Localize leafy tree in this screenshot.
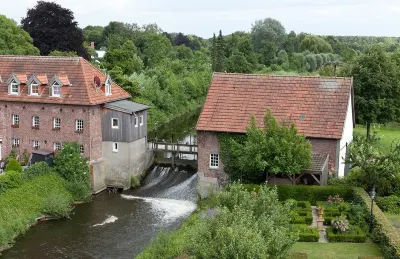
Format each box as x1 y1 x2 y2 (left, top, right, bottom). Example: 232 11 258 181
48 50 77 57
104 40 143 74
142 33 172 67
83 25 105 48
21 1 89 59
277 49 288 65
221 110 312 183
0 15 39 55
344 45 400 137
5 158 22 173
300 35 333 53
227 51 252 73
305 54 317 71
211 30 227 72
251 18 286 65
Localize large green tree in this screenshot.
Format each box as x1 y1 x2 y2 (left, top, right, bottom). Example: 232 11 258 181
211 30 227 72
83 25 105 48
300 35 333 53
220 110 312 183
104 40 143 74
0 15 39 55
345 45 400 137
21 1 89 59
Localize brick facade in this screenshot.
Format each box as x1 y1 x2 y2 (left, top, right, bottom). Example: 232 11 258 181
0 101 102 162
197 131 340 184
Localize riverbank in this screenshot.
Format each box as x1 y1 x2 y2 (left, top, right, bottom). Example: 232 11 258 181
0 173 73 254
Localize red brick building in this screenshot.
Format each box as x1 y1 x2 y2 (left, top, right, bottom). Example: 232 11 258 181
196 73 354 186
0 56 152 192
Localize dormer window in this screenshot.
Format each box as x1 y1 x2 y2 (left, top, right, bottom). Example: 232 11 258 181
105 75 112 96
52 82 61 97
6 74 22 95
30 83 39 96
10 80 19 95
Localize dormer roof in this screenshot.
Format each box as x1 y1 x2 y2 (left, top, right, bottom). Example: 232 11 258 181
0 56 131 105
5 73 22 85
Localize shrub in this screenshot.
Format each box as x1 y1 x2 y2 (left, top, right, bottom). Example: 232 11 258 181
292 224 319 242
326 226 367 243
376 195 400 214
131 175 140 188
331 214 350 233
5 158 22 173
296 201 312 209
22 162 53 180
42 190 72 218
353 187 400 258
0 170 23 193
289 252 308 259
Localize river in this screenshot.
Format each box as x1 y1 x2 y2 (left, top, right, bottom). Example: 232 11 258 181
1 109 201 259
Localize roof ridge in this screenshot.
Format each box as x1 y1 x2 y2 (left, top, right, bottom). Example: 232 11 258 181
0 55 81 61
213 72 350 80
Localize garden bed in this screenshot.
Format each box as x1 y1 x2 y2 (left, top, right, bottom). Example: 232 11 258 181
292 225 319 242
326 226 367 243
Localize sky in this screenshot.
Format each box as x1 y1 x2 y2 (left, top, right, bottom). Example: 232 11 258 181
4 0 400 38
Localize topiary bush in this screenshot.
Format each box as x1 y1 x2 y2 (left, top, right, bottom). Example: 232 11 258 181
326 226 366 243
376 195 400 214
0 170 23 193
22 162 53 180
292 225 319 242
5 158 22 173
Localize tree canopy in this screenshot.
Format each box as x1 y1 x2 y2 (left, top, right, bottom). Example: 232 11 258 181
21 1 89 59
300 35 333 53
0 15 39 55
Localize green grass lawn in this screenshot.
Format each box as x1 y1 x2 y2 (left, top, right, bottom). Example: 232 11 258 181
289 242 382 259
385 213 400 231
354 124 400 150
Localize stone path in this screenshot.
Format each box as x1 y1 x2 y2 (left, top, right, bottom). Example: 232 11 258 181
311 206 328 243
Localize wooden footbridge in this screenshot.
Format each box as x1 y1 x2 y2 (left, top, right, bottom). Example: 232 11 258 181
148 139 198 168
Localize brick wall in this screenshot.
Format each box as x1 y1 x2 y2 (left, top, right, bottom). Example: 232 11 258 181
0 101 102 161
197 131 340 181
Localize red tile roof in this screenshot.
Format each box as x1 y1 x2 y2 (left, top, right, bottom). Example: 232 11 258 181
0 56 131 105
196 73 353 139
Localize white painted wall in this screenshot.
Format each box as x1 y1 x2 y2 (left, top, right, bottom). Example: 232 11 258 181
338 94 354 177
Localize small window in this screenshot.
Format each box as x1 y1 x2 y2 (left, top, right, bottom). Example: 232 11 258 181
112 118 119 129
79 144 84 155
134 117 138 128
12 138 20 147
12 115 19 127
105 83 112 96
113 142 118 152
54 142 62 151
139 115 143 126
210 153 219 169
52 83 61 97
32 140 40 149
10 81 19 95
32 116 39 128
76 120 83 132
30 84 39 96
53 118 61 129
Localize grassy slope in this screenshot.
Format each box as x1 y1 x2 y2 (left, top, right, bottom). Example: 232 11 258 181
354 124 400 149
385 213 400 232
289 242 382 259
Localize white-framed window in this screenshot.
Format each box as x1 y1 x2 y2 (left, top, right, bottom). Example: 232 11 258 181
54 142 62 151
30 84 39 96
79 144 84 155
140 115 143 126
32 140 40 149
12 138 20 147
12 114 19 126
134 117 138 128
113 142 118 152
10 80 19 95
111 118 119 129
32 116 39 128
76 120 83 132
52 82 61 97
53 118 61 129
105 83 112 95
209 153 219 169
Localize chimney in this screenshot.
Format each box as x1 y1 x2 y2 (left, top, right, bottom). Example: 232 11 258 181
90 41 95 49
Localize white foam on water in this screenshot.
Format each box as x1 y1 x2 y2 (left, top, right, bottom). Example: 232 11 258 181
121 195 197 223
141 167 170 189
92 215 118 227
159 173 198 199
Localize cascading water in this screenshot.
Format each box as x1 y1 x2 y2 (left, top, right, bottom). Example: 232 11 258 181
1 166 198 259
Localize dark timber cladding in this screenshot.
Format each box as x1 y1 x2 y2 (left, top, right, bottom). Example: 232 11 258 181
102 100 150 142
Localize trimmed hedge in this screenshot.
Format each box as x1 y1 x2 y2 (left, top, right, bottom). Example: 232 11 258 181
353 188 400 258
326 226 367 243
294 216 313 225
293 224 319 242
289 252 308 259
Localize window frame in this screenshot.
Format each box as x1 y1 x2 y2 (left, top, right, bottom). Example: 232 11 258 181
53 117 61 129
76 120 84 132
30 83 39 96
113 142 118 153
134 116 138 128
209 153 219 169
79 144 84 155
32 140 40 149
54 142 62 151
52 82 61 97
10 81 19 95
139 115 143 126
32 116 39 128
12 138 20 147
12 114 19 126
105 83 112 96
111 118 119 129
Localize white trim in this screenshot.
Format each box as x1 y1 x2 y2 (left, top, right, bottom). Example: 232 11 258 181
54 142 62 151
30 83 39 96
32 116 39 127
112 142 118 152
209 153 219 169
79 144 84 155
32 140 40 149
12 114 19 126
51 82 61 97
111 118 119 129
76 120 83 132
53 117 61 129
134 116 138 128
139 115 143 126
9 81 19 95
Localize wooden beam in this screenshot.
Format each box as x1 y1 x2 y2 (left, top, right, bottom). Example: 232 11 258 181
310 174 320 184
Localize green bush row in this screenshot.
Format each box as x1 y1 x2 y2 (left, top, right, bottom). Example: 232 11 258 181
353 188 400 258
0 173 73 248
294 216 313 225
376 195 400 214
326 226 367 243
292 225 319 242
